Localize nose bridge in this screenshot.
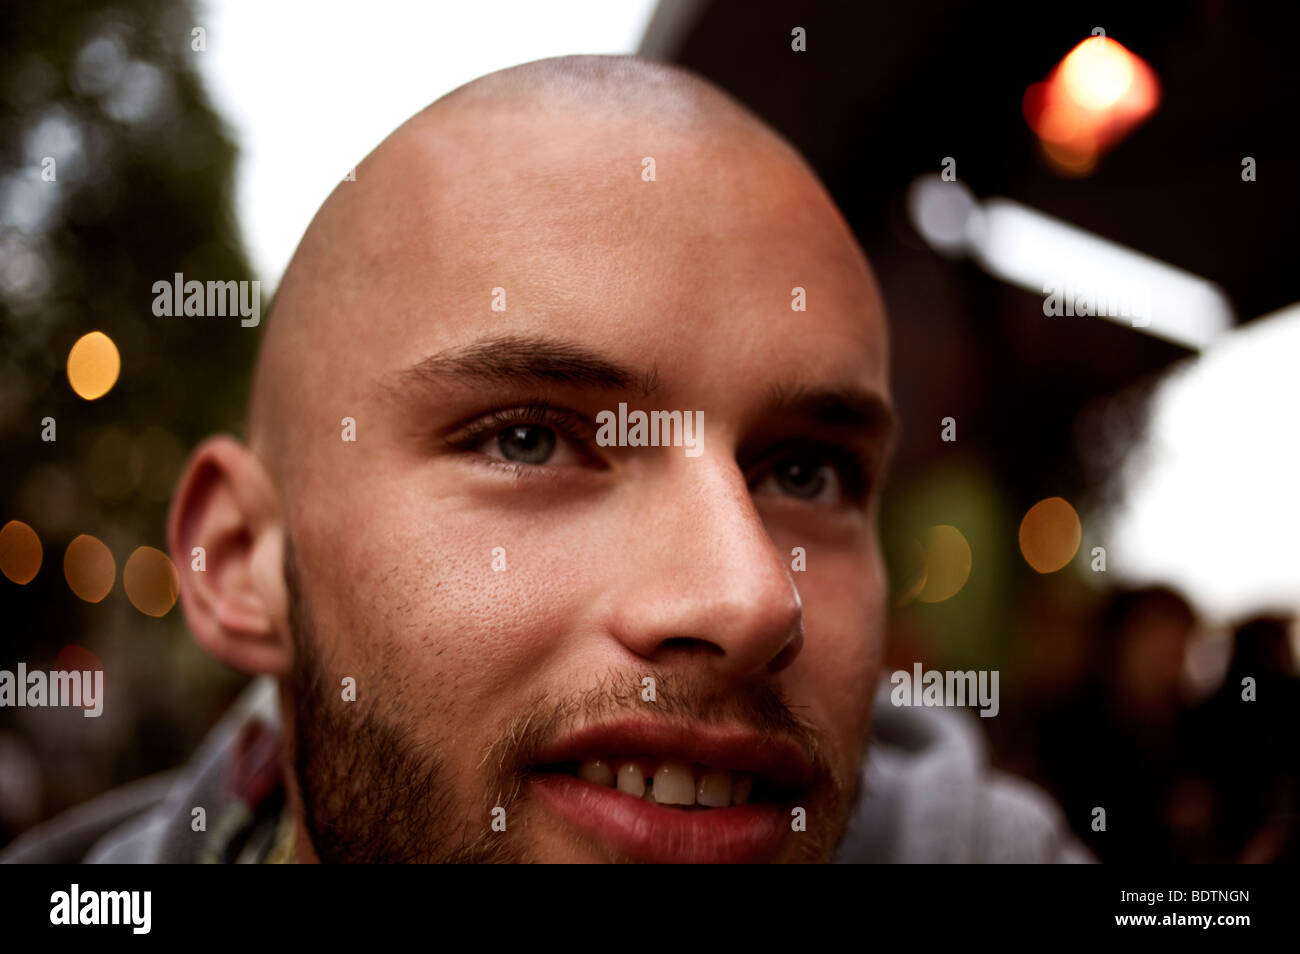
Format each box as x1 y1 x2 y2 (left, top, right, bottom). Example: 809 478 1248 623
680 456 790 595
610 451 804 676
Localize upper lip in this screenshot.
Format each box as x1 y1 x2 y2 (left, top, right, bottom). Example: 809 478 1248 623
530 719 816 790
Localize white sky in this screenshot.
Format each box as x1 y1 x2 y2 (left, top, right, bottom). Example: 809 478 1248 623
193 0 657 287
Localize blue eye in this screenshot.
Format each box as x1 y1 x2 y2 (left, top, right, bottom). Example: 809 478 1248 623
495 424 557 464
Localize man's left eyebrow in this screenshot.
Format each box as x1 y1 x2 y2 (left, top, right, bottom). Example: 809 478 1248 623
389 333 662 396
759 383 896 443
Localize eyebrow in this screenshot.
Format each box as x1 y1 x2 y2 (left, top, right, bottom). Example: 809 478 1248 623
392 334 662 396
387 335 894 450
759 382 896 446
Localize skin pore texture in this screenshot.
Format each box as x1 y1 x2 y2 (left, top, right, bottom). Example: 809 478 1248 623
169 55 895 863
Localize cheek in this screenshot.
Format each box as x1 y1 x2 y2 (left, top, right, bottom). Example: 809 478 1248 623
294 478 602 741
786 546 885 761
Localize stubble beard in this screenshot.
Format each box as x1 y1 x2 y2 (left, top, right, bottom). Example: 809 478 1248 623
282 542 860 863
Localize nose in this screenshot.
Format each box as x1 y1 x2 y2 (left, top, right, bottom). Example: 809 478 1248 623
602 455 804 679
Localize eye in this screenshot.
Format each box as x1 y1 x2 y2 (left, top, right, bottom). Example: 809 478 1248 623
493 424 557 465
753 454 852 504
776 458 838 500
456 404 593 469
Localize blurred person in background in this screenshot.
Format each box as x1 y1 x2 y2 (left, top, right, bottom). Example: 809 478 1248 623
1185 615 1300 862
1036 586 1207 862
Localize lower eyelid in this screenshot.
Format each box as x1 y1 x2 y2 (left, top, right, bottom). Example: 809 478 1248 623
463 425 600 474
468 454 568 479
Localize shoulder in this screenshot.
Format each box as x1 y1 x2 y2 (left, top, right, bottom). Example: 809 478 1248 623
835 685 1093 863
0 771 175 864
1 676 281 864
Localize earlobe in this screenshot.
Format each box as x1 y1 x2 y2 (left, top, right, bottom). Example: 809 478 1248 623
168 436 292 677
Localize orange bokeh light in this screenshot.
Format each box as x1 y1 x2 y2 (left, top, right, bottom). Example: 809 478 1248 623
64 534 116 603
123 546 180 617
1024 35 1160 175
1019 497 1082 574
0 520 43 584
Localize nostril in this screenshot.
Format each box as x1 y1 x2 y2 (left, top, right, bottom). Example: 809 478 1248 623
766 626 804 674
658 636 725 656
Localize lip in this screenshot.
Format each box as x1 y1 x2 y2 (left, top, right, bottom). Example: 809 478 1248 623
527 719 815 863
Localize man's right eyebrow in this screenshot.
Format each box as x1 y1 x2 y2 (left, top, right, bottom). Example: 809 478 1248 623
389 334 662 396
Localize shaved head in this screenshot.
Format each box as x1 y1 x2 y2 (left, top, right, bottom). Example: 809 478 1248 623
246 55 874 493
175 53 892 863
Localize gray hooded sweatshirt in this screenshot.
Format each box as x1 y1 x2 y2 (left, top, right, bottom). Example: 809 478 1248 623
0 677 1091 863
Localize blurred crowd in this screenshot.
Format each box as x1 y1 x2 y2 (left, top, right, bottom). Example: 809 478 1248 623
999 587 1298 863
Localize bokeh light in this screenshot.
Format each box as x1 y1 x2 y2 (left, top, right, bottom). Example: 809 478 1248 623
66 331 121 400
1060 36 1136 110
123 545 179 617
63 533 116 602
0 520 43 584
1023 35 1160 175
917 525 972 603
1019 496 1082 573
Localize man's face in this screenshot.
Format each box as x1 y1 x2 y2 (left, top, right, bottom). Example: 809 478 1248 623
278 105 893 862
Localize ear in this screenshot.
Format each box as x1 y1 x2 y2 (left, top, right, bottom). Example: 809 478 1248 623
168 435 291 676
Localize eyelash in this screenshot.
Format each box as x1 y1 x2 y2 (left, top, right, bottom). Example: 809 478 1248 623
444 400 597 474
445 400 873 501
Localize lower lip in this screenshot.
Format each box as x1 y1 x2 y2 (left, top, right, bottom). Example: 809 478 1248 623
529 773 790 863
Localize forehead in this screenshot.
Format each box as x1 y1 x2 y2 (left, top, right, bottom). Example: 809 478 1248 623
304 107 889 418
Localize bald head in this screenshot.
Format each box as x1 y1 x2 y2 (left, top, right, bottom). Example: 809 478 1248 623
245 55 869 493
435 53 773 132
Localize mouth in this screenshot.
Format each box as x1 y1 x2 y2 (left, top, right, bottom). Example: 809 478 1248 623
526 719 815 863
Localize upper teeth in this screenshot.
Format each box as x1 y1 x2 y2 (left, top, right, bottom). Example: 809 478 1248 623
577 759 753 807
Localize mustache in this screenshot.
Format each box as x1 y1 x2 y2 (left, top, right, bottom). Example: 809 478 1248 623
480 668 835 807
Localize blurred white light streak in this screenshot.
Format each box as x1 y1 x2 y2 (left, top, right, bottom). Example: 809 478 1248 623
906 175 1235 350
968 199 1232 351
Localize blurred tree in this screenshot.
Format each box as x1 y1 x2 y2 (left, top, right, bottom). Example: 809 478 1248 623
1 0 256 841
